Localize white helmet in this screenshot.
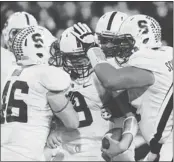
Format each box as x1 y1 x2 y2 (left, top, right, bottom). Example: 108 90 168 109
95 11 128 37
2 12 38 51
12 26 52 66
60 27 92 80
37 26 61 67
95 11 128 57
118 14 162 49
112 14 162 65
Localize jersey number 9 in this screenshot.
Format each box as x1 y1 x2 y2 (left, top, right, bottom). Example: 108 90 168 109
68 91 93 128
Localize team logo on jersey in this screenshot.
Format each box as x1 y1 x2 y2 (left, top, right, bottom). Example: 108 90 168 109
83 84 92 88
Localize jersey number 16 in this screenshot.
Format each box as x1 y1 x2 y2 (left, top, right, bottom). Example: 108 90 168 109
1 80 29 124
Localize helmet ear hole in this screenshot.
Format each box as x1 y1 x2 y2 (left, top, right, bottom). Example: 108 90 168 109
143 38 149 44
36 53 43 58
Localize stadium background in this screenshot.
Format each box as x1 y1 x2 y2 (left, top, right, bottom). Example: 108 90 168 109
0 1 173 47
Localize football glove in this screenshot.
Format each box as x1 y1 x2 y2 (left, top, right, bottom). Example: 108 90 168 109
71 22 98 52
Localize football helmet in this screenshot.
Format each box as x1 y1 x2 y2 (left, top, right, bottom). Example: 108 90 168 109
2 12 38 51
114 14 162 65
95 11 128 58
12 26 52 66
48 39 62 67
60 27 92 80
37 26 62 67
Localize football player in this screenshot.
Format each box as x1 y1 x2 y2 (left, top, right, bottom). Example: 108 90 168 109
72 14 173 161
1 12 38 92
95 11 147 161
45 27 110 161
92 11 141 161
94 11 132 129
95 11 128 69
1 47 16 93
1 26 79 161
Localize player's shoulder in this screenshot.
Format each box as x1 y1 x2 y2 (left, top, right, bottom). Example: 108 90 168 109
161 46 173 52
39 65 71 91
40 65 65 74
128 46 173 73
159 46 173 58
130 46 172 61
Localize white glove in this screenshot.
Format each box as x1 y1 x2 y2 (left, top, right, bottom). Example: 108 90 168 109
71 22 97 51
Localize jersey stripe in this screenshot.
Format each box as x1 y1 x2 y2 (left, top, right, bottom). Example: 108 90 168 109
25 14 30 25
154 83 173 140
107 12 117 30
150 83 173 154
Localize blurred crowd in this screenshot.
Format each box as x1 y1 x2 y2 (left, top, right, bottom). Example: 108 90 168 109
1 1 173 46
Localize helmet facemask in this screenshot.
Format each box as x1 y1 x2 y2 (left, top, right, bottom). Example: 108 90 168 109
6 28 22 52
96 33 116 58
62 51 92 80
97 33 135 65
48 40 63 67
113 34 135 65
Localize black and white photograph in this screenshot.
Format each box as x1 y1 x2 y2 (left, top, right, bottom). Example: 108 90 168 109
0 1 173 161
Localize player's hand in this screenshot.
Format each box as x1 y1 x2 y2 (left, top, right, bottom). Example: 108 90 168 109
46 130 62 149
101 134 122 160
71 22 97 51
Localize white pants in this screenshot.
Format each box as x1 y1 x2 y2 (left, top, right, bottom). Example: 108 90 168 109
1 123 49 161
1 146 37 161
44 141 104 161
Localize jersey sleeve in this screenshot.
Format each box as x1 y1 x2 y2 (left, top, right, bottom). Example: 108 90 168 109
41 66 71 91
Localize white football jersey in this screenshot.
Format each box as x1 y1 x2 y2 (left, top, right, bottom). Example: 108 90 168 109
1 65 71 160
60 72 109 159
1 47 16 92
71 73 103 110
127 46 173 143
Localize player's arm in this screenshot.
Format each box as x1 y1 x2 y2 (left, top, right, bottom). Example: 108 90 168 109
120 114 138 150
42 66 79 129
70 23 154 91
47 88 79 129
87 47 155 91
102 114 138 158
